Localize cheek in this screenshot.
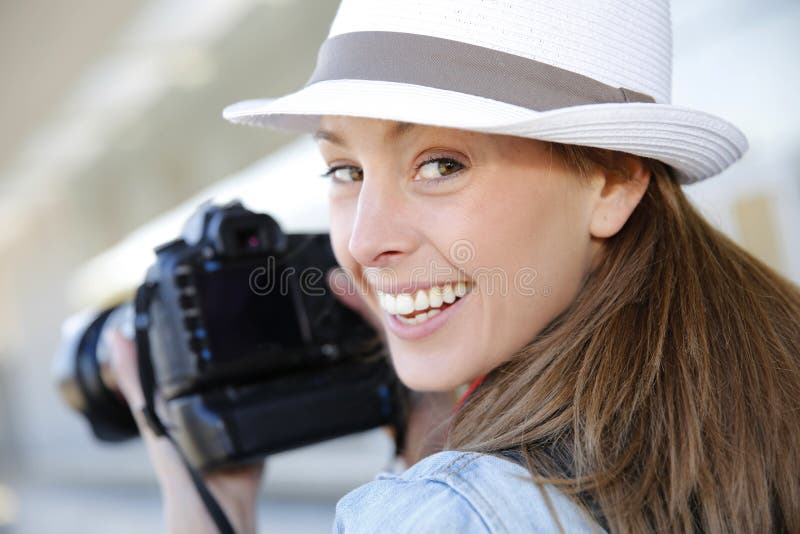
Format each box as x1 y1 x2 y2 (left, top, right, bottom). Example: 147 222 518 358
328 198 356 270
456 178 593 371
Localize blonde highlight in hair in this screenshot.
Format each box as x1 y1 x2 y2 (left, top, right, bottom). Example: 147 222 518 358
445 146 800 533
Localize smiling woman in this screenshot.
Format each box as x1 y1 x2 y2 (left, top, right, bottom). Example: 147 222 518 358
109 0 800 533
315 117 633 393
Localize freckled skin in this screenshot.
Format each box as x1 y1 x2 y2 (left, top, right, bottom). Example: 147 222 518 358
318 117 601 392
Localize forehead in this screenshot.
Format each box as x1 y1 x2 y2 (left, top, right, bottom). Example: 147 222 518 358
314 117 499 151
314 117 416 145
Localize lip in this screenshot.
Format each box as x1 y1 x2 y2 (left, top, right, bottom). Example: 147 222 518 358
384 288 472 340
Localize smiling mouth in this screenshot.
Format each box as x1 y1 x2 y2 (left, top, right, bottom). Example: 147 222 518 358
376 281 473 326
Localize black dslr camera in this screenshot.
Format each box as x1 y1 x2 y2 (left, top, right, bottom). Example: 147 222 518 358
55 201 407 471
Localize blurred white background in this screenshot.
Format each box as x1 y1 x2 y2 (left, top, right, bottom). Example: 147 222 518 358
0 1 798 532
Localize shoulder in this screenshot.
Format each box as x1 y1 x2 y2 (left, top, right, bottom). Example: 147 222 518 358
333 450 605 534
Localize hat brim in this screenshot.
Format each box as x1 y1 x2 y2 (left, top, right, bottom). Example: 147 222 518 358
223 80 748 184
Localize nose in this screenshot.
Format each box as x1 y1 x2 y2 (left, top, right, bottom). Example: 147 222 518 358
347 174 417 268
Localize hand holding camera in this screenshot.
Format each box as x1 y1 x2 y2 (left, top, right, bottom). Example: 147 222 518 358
108 329 263 534
54 201 412 533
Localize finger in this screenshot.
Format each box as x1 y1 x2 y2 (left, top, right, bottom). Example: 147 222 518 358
326 267 384 334
326 267 363 312
106 330 263 528
107 328 145 408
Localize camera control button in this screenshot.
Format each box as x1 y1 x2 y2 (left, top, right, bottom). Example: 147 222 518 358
188 337 205 352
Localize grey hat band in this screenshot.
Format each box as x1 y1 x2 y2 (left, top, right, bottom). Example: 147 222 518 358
307 31 656 112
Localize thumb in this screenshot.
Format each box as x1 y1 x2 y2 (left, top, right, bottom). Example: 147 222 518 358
326 267 366 314
107 328 145 408
326 267 383 334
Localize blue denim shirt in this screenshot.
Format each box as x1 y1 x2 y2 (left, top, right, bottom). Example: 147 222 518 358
333 450 606 533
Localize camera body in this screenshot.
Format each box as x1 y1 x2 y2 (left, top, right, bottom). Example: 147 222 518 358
56 201 406 471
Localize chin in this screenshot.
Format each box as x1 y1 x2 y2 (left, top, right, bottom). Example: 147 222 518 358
389 351 470 393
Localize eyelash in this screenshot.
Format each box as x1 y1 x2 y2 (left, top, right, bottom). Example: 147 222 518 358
320 157 466 184
320 165 362 183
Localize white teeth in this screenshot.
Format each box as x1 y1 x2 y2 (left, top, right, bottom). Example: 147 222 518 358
428 286 443 308
381 292 397 315
395 293 415 315
396 309 442 325
376 281 472 323
413 290 429 311
397 312 423 325
442 284 456 304
454 281 467 298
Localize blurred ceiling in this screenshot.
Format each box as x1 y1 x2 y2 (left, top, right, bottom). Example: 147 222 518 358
0 0 340 254
0 0 143 174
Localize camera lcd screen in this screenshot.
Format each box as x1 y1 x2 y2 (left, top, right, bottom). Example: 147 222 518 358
194 261 304 365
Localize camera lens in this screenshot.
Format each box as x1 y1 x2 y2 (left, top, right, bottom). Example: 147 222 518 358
53 304 139 441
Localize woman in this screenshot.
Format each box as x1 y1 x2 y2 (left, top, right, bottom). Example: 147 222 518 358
110 0 800 532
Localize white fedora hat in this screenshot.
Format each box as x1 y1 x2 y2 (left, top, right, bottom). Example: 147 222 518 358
223 0 748 184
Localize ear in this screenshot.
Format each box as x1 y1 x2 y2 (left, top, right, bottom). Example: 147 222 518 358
588 154 650 239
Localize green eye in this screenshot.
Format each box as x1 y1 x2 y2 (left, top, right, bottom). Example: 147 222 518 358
322 166 363 182
418 158 464 180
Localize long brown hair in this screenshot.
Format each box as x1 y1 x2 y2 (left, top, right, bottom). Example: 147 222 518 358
446 145 800 533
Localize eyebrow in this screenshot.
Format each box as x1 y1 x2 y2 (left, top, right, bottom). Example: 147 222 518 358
313 121 417 146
